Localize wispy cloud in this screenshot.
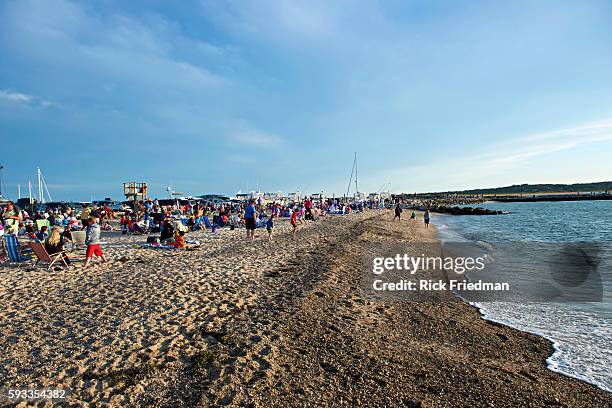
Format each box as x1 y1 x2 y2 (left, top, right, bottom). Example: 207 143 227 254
0 89 55 108
484 119 612 167
365 118 612 192
0 89 33 103
230 127 284 147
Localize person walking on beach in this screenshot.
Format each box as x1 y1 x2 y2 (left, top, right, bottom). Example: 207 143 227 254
394 203 402 221
244 199 257 241
411 210 416 221
83 217 107 268
424 209 431 227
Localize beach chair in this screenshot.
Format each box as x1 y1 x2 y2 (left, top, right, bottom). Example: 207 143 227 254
203 216 212 229
1 234 29 266
70 230 87 251
29 241 69 270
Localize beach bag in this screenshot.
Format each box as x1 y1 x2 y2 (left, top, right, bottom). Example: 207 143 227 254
147 236 160 245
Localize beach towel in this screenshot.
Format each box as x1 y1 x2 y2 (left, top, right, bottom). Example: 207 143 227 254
138 242 177 250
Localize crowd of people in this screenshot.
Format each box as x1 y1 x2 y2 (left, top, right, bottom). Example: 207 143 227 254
1 195 419 268
0 196 365 265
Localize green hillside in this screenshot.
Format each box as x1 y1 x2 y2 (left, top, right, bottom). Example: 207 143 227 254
437 181 612 195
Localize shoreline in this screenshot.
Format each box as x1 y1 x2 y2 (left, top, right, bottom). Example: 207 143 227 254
431 206 611 393
0 210 610 406
467 300 612 393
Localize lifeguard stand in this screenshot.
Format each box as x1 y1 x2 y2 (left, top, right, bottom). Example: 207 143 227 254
123 182 148 202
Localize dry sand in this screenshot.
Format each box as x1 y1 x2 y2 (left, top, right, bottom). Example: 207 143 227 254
0 211 610 407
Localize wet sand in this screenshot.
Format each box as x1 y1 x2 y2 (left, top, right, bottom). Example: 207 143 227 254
0 211 610 406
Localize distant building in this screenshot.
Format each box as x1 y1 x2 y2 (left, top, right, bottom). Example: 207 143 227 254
198 194 231 203
288 192 301 201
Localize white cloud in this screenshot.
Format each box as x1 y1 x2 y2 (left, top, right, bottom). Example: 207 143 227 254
0 0 229 99
230 127 283 147
0 90 33 103
485 119 612 167
363 118 612 192
0 89 54 107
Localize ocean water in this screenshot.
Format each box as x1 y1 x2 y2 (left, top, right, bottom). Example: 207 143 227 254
435 200 612 392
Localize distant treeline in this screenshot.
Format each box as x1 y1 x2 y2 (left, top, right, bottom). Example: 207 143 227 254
435 181 612 195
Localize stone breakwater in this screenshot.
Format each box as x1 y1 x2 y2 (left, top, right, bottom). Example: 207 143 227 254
430 205 504 215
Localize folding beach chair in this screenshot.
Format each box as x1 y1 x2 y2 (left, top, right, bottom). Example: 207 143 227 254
70 230 87 251
203 216 212 229
29 241 69 270
1 234 29 266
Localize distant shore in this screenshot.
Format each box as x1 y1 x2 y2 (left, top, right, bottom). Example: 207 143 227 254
0 210 610 406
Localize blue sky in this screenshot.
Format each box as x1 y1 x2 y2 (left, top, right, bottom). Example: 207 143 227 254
1 0 612 201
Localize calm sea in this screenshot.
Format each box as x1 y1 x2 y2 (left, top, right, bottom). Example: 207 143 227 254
436 200 612 392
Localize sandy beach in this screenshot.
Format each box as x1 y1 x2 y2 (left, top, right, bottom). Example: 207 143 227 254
1 210 611 407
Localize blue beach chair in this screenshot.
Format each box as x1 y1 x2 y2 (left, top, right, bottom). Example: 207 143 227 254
2 234 29 266
203 216 212 229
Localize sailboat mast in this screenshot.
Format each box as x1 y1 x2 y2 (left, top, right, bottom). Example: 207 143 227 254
354 152 358 197
37 168 43 203
345 152 356 199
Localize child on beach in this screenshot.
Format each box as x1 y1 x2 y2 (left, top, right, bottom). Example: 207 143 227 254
265 215 274 242
36 225 49 241
411 210 416 221
291 208 298 237
83 217 107 268
173 230 186 249
424 209 431 227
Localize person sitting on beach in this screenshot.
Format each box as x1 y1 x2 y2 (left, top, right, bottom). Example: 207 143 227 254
61 226 73 243
45 227 71 266
120 214 130 235
187 215 196 230
25 224 37 239
160 218 175 243
173 230 186 249
83 217 107 268
36 225 49 241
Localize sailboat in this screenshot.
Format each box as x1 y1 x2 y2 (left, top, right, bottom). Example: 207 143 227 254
15 168 53 210
36 167 52 204
346 152 365 202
